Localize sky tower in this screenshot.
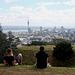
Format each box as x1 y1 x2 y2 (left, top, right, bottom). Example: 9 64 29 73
27 17 29 29
27 17 31 33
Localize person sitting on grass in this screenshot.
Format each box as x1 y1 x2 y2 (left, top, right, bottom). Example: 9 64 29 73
35 46 49 69
3 48 22 66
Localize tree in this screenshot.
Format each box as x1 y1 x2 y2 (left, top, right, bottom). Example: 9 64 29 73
51 38 69 45
30 41 50 46
0 31 10 62
15 37 21 45
8 37 21 49
52 40 74 61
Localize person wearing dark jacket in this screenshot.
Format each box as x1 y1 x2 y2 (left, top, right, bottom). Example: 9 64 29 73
36 46 49 68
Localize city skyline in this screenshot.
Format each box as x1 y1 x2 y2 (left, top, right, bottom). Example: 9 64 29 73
0 0 75 28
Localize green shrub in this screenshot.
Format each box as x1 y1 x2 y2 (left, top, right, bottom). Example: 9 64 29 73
53 41 74 61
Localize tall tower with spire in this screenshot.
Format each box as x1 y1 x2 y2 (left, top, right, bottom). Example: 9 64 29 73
27 18 29 29
27 17 31 33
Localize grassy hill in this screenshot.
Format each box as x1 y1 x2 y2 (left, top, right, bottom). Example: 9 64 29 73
17 45 75 51
13 45 55 65
17 45 55 51
12 45 75 66
0 64 75 75
0 45 75 75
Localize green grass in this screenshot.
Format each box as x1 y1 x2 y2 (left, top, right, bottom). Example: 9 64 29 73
18 45 55 51
13 45 75 65
17 45 75 51
0 64 75 74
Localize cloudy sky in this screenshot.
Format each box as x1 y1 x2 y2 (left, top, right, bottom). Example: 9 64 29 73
0 0 75 28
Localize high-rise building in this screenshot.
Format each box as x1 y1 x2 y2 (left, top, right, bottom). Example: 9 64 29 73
40 26 42 32
52 27 56 33
8 31 12 37
68 29 71 33
60 26 65 33
0 23 2 31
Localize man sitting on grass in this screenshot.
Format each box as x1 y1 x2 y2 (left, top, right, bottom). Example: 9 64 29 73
3 48 22 66
36 46 49 69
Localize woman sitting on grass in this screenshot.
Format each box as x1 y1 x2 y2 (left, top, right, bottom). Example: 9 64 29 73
3 48 22 66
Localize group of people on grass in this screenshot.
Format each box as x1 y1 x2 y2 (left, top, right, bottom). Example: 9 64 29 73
3 46 50 69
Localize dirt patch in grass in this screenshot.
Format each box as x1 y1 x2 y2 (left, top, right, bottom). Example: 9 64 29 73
0 69 55 75
0 69 75 75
